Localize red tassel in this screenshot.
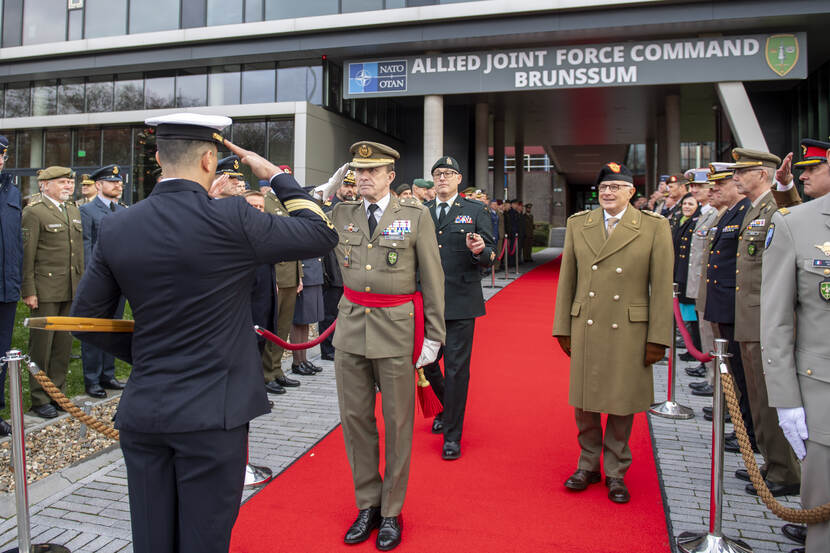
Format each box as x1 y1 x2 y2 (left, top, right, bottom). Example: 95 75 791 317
416 368 443 418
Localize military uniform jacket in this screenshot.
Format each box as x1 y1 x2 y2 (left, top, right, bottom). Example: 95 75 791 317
685 206 720 301
70 175 338 433
80 196 126 269
21 198 84 302
672 211 700 302
0 174 22 302
734 188 802 342
264 193 303 287
425 196 495 320
703 198 750 324
761 193 830 446
322 197 344 288
552 207 674 415
331 195 446 359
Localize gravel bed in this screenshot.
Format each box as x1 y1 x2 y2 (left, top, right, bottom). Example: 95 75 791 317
0 398 119 492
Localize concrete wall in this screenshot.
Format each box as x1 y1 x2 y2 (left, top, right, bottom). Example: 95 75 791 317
298 103 404 187
497 170 554 224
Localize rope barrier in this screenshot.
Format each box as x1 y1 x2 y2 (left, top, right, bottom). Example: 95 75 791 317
255 322 336 350
496 237 507 261
672 297 713 362
721 371 830 523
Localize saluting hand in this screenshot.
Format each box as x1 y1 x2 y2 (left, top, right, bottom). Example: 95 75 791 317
224 139 283 181
776 152 794 186
209 174 230 199
466 232 485 255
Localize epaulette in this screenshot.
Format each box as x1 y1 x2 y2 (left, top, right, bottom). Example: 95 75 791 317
119 201 129 208
568 210 589 219
398 198 426 210
641 210 665 219
777 207 790 216
26 197 43 207
323 200 332 206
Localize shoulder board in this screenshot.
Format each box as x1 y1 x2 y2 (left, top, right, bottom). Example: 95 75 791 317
777 207 790 216
26 198 44 207
119 202 128 208
568 210 589 219
641 210 665 218
399 198 426 210
323 201 332 206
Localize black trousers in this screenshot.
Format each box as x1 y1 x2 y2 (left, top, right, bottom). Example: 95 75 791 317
120 424 248 553
82 297 126 387
421 318 476 443
320 285 342 357
715 323 756 446
0 301 17 409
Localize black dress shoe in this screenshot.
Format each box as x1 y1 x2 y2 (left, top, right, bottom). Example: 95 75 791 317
781 524 807 545
702 407 731 423
85 384 107 398
686 365 707 377
291 363 315 376
52 401 66 412
431 413 443 434
745 480 800 497
31 404 58 419
265 380 286 395
790 548 804 553
376 515 402 551
735 467 767 482
724 436 759 453
689 381 710 390
275 376 300 387
606 477 630 503
564 469 601 491
321 353 335 361
344 506 381 544
679 351 697 362
100 378 125 390
442 440 461 460
691 384 714 396
0 419 11 436
302 360 322 373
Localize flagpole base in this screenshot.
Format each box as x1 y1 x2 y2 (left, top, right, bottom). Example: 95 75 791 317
649 400 695 419
244 464 273 487
677 532 753 553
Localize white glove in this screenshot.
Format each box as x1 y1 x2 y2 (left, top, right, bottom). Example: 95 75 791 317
312 163 350 201
777 407 808 460
415 338 441 368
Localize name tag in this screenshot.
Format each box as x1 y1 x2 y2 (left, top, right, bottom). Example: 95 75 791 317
814 259 830 268
47 223 63 229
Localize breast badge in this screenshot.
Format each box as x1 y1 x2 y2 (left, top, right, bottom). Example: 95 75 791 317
815 242 830 257
387 250 398 266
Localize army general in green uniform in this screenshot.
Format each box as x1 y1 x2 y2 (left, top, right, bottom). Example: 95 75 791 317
22 166 84 418
326 141 446 551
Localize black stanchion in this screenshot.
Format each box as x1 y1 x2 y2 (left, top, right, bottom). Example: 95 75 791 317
676 339 752 553
1 350 70 553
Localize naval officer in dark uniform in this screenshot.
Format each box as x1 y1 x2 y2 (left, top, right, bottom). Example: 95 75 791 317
422 156 495 460
70 113 338 553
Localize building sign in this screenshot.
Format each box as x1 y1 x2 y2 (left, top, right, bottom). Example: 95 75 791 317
344 32 806 98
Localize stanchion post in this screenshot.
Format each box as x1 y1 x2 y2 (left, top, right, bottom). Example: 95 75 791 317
79 401 92 442
676 339 752 553
513 236 520 276
503 234 515 280
1 350 71 553
649 283 695 420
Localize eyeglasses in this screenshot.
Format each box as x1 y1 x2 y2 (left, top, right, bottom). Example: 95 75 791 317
0 154 8 161
432 170 459 180
597 184 633 192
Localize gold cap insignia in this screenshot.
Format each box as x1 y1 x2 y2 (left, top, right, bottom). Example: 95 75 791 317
358 144 372 158
802 144 808 156
608 162 621 173
732 150 740 161
112 166 119 175
212 132 224 143
233 159 239 170
446 157 452 165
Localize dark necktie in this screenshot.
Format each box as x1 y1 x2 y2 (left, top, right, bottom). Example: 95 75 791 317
367 204 379 236
110 202 116 212
438 202 449 226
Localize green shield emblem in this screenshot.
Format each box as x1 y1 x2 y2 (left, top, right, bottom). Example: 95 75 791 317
387 250 398 266
821 280 830 302
766 34 799 77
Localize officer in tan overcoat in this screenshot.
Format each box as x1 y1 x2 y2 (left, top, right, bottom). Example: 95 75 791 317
319 141 445 551
21 166 84 418
553 161 673 504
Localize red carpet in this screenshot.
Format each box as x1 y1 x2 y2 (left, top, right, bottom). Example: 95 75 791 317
231 259 670 552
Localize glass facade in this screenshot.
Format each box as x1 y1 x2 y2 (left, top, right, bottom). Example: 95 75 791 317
1 0 477 46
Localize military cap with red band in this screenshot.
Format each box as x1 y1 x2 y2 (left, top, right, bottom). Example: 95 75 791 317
794 138 830 167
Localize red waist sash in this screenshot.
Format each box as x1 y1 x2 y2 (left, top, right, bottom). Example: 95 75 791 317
343 286 424 366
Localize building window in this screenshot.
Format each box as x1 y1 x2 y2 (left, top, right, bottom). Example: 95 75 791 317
342 0 384 13
245 0 264 21
264 0 338 19
68 8 82 41
267 119 294 167
44 129 72 166
74 128 101 167
5 84 30 118
242 64 275 104
115 75 143 111
176 71 207 107
102 127 132 166
129 0 180 34
0 87 4 118
58 79 85 115
22 0 66 45
86 77 114 113
208 66 241 106
85 0 127 38
32 81 57 117
208 0 242 25
144 74 175 109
